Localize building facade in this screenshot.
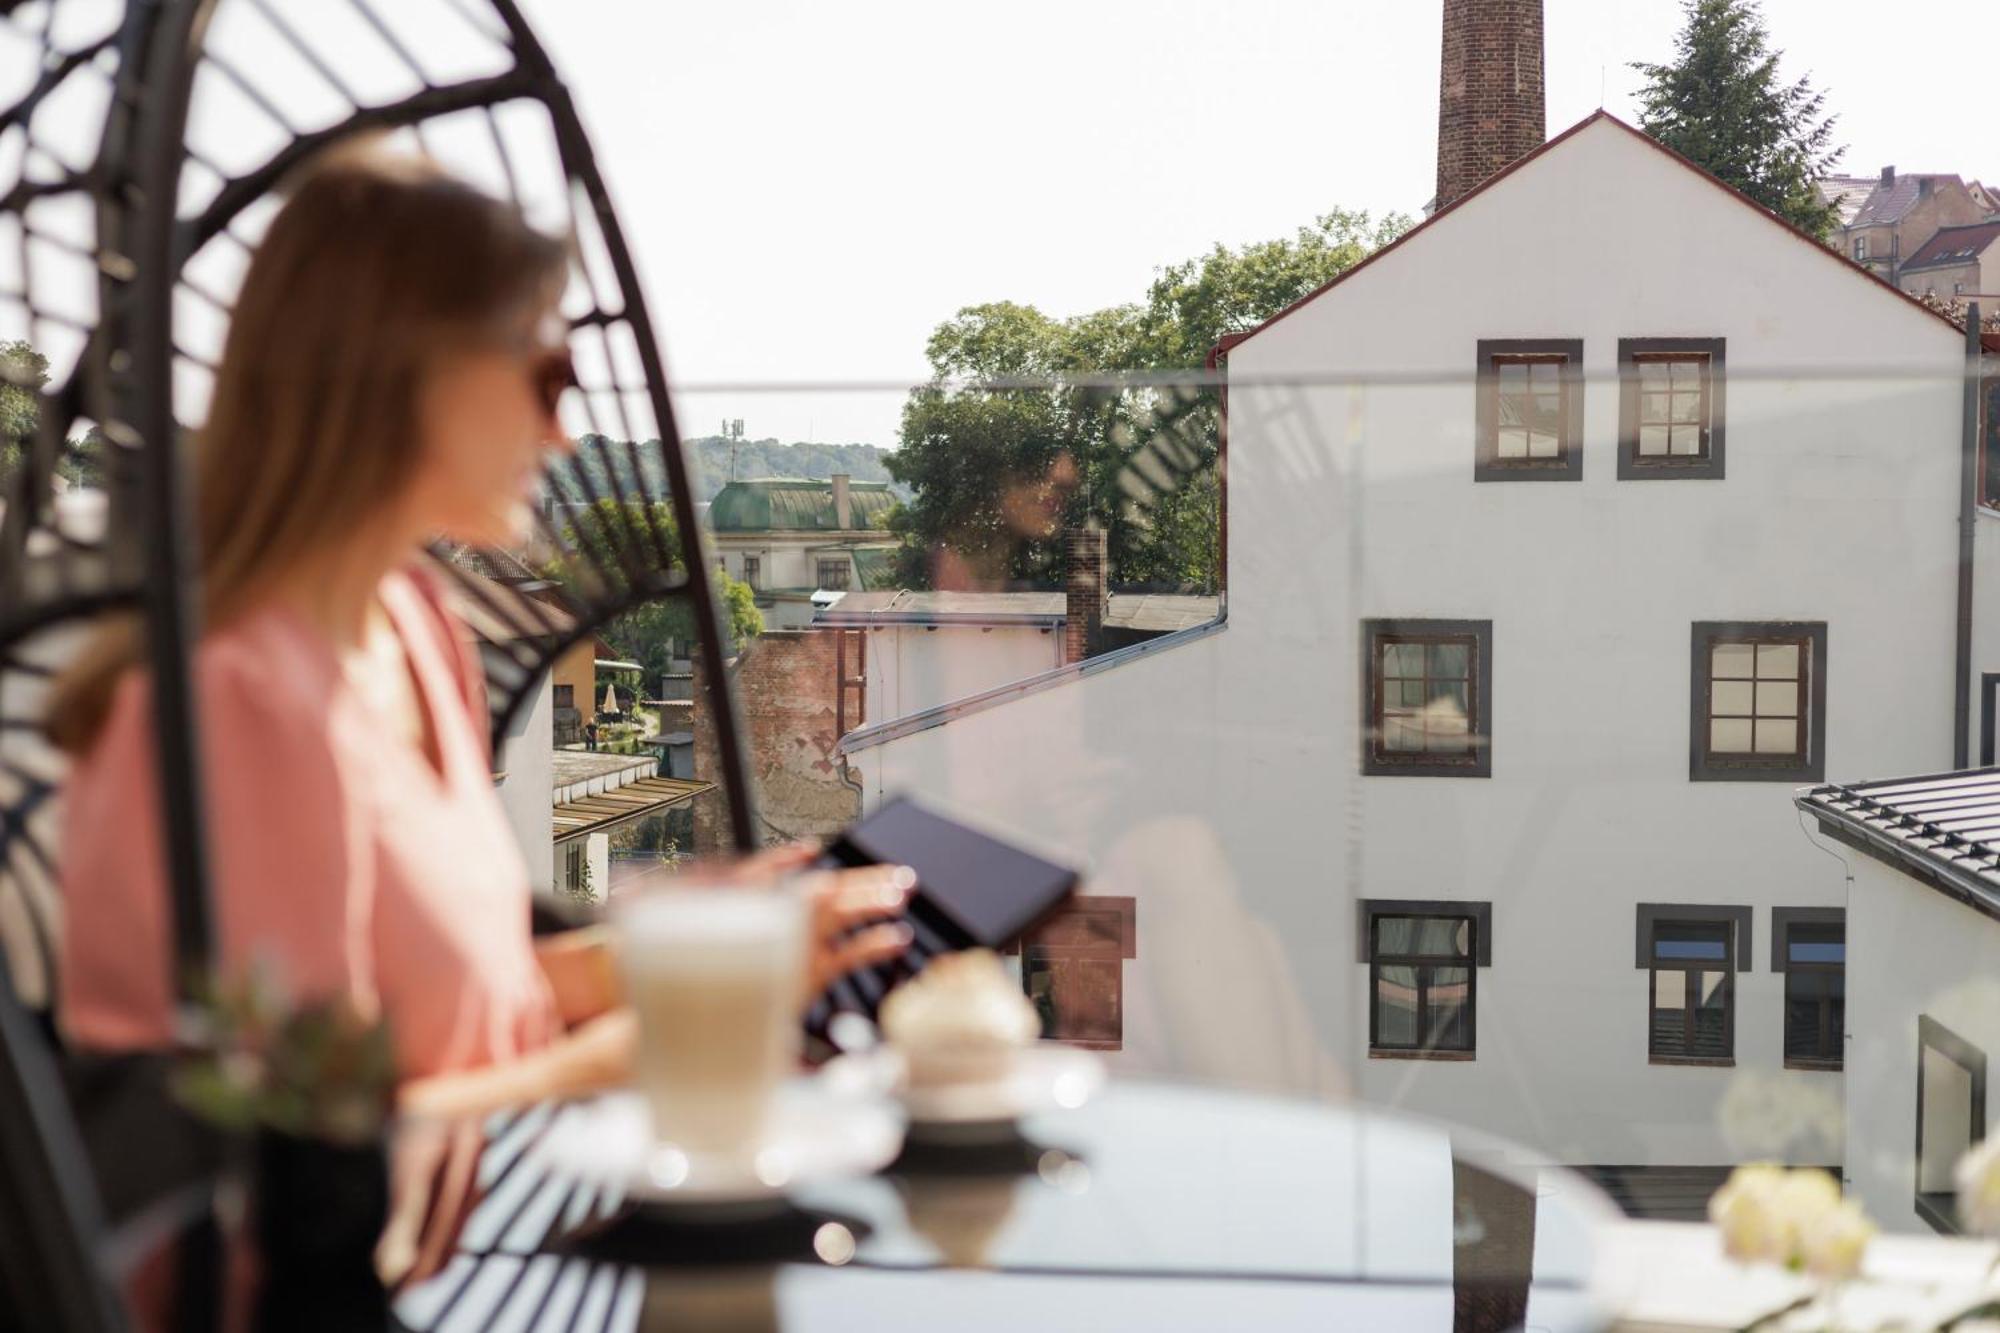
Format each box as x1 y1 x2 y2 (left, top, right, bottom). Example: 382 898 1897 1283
708 475 901 629
1897 222 2000 302
1839 168 1989 288
838 112 1975 1170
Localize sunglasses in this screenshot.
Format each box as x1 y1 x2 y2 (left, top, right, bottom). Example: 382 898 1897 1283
530 348 578 418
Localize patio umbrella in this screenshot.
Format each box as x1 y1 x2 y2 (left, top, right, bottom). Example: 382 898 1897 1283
602 683 619 716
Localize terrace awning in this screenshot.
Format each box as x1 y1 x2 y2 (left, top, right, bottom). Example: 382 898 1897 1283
552 776 713 844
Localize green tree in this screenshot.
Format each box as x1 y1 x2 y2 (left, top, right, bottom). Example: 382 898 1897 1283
1632 0 1845 238
0 340 49 486
544 497 762 686
888 209 1409 589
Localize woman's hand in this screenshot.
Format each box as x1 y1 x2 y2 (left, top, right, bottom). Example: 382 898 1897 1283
375 1113 485 1290
721 844 915 1003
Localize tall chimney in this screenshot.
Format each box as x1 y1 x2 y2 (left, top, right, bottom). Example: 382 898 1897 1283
831 473 851 530
1880 165 1896 187
1063 526 1108 666
1435 0 1546 213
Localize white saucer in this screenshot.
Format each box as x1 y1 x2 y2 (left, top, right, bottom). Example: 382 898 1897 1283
541 1079 904 1207
827 1047 1105 1131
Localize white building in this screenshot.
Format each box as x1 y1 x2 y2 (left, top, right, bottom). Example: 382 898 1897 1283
838 111 1980 1173
812 590 1219 729
1800 770 2000 1237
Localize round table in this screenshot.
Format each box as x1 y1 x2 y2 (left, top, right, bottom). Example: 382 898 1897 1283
391 1081 1621 1333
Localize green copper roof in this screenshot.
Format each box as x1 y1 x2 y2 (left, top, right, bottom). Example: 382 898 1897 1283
708 478 897 532
851 547 899 591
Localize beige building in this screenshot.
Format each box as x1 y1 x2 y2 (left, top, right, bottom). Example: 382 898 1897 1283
1838 167 1988 287
707 475 901 629
1897 222 2000 302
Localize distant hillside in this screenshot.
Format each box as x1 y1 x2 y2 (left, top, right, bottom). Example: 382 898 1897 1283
685 437 906 502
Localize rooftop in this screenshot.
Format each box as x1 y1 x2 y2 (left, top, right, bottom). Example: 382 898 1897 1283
1817 174 1878 228
709 477 897 533
1850 173 1966 229
814 589 1221 631
1900 221 2000 273
1797 768 2000 921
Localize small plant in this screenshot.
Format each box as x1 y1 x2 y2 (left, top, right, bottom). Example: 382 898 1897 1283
172 967 396 1146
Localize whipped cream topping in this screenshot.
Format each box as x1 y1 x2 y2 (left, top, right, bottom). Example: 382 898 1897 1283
880 949 1040 1050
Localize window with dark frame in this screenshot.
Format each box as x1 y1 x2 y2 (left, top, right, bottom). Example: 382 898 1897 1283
1362 619 1491 777
1649 919 1734 1063
1781 921 1844 1070
1369 912 1478 1058
1618 338 1725 479
1690 622 1827 782
1917 1015 1987 1235
1981 379 2000 511
1474 339 1582 481
1017 897 1136 1052
741 555 760 589
1854 236 1867 261
553 683 574 710
816 558 851 591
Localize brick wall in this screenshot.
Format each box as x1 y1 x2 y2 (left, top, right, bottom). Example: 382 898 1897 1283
1063 527 1108 666
1435 0 1544 213
692 630 862 854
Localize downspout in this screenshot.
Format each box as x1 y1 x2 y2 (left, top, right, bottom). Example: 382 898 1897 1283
1957 301 1983 769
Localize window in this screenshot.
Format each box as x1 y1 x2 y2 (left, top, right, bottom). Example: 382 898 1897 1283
1983 380 2000 510
1854 236 1867 261
1019 897 1135 1050
1361 619 1492 777
1474 339 1583 481
1647 918 1736 1064
741 555 760 589
1690 622 1827 782
816 558 851 591
562 841 584 896
553 684 574 710
1618 338 1725 479
1917 1015 1987 1234
1774 910 1844 1070
1362 901 1489 1059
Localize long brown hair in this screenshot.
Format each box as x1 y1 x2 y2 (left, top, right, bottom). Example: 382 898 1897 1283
46 138 569 753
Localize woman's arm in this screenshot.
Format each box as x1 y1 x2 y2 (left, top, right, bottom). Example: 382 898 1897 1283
535 925 618 1028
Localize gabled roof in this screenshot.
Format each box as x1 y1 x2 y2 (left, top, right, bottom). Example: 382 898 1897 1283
709 477 897 533
1817 174 1878 228
1222 112 1964 357
1798 769 2000 924
1901 222 2000 274
1851 174 1967 229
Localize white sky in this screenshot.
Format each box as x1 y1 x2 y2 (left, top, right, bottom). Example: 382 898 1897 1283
520 0 1996 448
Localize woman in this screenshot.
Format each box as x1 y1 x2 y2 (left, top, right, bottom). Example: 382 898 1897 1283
47 140 911 1283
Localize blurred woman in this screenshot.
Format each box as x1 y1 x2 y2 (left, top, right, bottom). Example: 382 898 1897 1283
46 140 910 1283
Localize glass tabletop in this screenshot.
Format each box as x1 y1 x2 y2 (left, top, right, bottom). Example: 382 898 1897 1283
393 1080 1621 1333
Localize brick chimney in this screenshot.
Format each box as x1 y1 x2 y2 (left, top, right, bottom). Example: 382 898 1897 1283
1434 0 1545 213
1063 526 1107 666
1881 165 1896 187
830 473 851 530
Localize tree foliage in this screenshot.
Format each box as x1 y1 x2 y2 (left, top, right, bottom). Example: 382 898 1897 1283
889 208 1410 589
0 340 48 486
544 497 763 686
1632 0 1845 238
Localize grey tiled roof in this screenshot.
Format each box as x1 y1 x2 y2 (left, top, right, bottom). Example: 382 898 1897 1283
1850 174 1966 228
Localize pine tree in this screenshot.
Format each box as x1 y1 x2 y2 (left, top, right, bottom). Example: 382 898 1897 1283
1632 0 1845 238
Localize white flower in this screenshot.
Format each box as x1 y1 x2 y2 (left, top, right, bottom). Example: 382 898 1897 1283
1710 1164 1790 1264
1955 1138 2000 1235
1709 1165 1861 1274
1797 1199 1873 1281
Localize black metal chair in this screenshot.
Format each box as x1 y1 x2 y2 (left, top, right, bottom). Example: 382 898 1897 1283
0 2 760 1325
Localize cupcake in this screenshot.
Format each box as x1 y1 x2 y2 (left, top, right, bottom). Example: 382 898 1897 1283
880 949 1041 1088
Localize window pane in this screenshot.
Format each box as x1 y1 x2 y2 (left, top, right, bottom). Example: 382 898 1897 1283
1669 425 1702 456
1374 965 1418 1047
1754 681 1797 717
1671 358 1702 389
1651 971 1686 1055
1640 391 1671 424
1498 428 1527 458
1497 362 1526 394
1691 971 1730 1057
1654 921 1729 962
1428 642 1469 679
1381 717 1423 752
1429 679 1469 711
1712 642 1756 678
1757 643 1801 679
1753 718 1799 754
1382 642 1425 676
1423 711 1470 751
1379 915 1471 958
1527 430 1560 458
1787 925 1845 964
1711 680 1754 716
1426 965 1472 1050
1710 717 1753 752
1639 361 1671 392
1638 425 1669 456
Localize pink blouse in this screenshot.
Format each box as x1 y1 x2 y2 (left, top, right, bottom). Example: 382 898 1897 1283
61 566 558 1079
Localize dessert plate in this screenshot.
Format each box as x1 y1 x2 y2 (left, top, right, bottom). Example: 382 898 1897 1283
541 1078 904 1207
